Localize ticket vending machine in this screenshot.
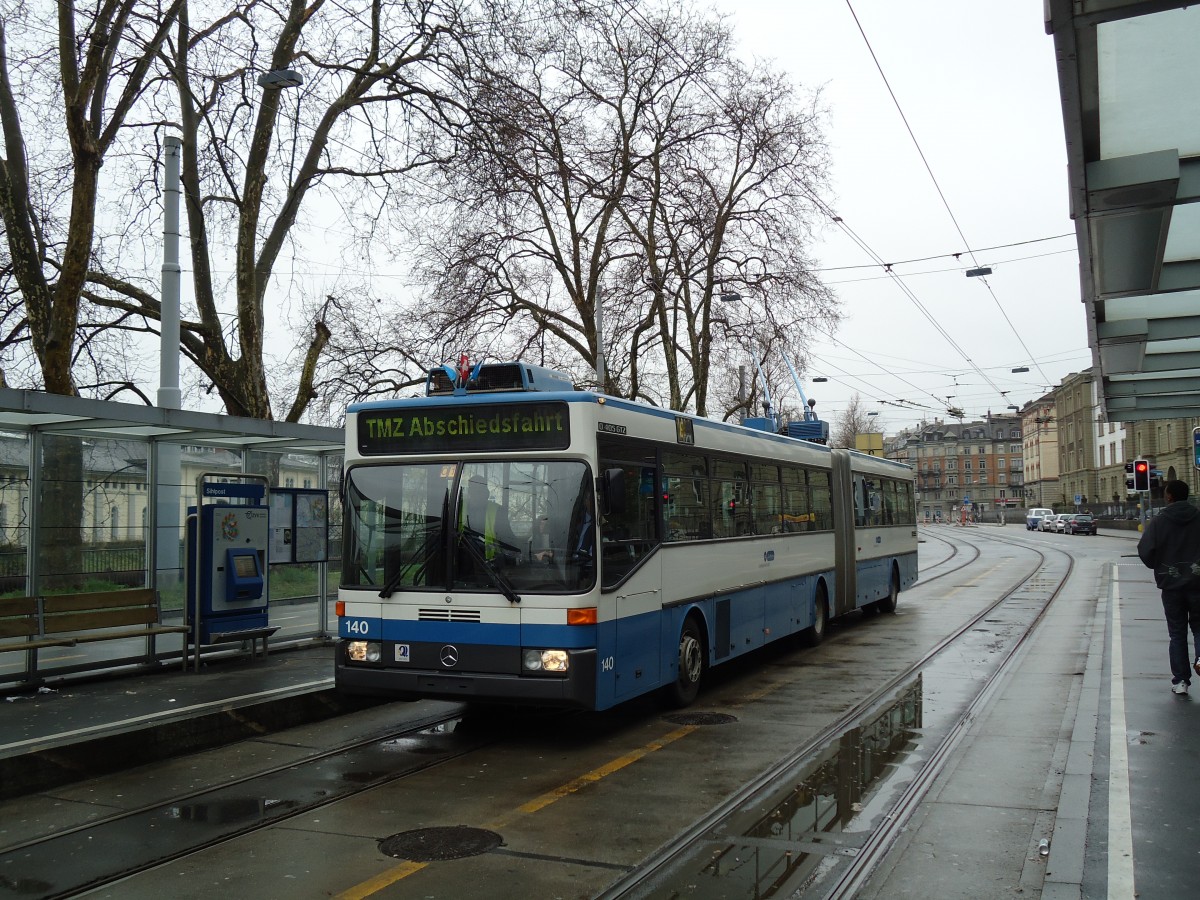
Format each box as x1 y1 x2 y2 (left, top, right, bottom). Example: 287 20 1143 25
186 474 272 671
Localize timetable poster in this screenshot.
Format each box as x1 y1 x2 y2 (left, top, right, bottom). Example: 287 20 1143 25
294 491 328 562
269 492 294 564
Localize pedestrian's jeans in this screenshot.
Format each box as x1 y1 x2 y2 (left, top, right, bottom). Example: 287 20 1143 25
1161 589 1200 684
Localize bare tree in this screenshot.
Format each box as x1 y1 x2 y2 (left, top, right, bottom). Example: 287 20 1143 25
0 0 184 396
404 0 836 413
153 0 465 420
622 59 836 415
832 393 876 449
403 0 673 393
1 0 470 422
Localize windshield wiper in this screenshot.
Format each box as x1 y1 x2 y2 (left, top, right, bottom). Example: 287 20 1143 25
379 524 444 598
457 528 522 604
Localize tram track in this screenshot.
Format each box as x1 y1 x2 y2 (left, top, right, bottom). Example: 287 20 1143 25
2 531 1080 900
819 533 1074 899
908 527 978 584
599 532 1076 899
0 706 522 898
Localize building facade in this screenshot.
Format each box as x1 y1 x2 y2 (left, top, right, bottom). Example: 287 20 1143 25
1020 395 1059 509
1055 370 1100 510
907 416 1024 521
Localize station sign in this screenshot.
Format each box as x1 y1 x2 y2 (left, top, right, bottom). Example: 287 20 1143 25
202 482 265 500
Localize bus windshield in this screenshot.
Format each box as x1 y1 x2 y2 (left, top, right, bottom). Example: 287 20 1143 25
343 459 595 595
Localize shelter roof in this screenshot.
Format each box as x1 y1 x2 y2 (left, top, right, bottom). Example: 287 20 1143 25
0 389 343 455
1047 1 1200 421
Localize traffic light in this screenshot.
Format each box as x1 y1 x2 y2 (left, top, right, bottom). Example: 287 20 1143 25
1125 461 1135 491
1133 458 1150 492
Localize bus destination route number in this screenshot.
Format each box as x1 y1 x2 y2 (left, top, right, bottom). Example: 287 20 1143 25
675 416 695 445
358 401 571 454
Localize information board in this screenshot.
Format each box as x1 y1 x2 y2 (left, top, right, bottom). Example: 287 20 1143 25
269 488 329 564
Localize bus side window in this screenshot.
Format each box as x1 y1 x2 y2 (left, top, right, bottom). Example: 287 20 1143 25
809 469 833 531
662 450 710 542
598 440 661 588
781 466 809 532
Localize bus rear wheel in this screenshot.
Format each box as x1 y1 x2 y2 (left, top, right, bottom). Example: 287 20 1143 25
873 569 899 614
663 616 705 708
802 587 828 647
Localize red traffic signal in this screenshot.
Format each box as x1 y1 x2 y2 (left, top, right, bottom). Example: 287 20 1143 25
1133 458 1150 492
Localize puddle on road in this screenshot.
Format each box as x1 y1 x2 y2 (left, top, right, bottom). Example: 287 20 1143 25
639 676 923 899
636 620 1026 899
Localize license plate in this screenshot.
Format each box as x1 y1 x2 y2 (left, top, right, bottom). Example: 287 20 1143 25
395 643 410 663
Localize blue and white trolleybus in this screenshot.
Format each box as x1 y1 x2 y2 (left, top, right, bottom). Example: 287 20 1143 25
335 361 917 710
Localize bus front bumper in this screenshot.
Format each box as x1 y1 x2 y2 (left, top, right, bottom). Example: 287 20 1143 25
335 640 598 709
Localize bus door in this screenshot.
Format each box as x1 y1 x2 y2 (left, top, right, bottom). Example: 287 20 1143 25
612 554 663 700
597 451 664 700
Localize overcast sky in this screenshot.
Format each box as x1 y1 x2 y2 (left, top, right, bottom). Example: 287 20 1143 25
712 0 1087 433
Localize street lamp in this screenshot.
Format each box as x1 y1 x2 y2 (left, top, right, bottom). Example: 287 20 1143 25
257 69 303 89
717 290 751 413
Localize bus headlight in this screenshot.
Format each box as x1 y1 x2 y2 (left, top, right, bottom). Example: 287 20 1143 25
522 649 569 673
347 641 381 663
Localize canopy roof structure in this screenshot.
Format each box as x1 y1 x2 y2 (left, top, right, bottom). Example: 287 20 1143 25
1047 0 1200 421
0 389 344 453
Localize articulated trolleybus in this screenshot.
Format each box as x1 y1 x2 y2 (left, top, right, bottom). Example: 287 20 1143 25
336 360 917 711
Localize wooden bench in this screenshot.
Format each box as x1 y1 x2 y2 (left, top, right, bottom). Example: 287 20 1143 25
1 589 190 677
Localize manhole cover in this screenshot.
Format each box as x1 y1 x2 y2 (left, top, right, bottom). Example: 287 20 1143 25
379 826 503 861
662 711 738 726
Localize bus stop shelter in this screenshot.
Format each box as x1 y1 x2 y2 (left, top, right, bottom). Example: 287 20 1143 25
0 388 344 684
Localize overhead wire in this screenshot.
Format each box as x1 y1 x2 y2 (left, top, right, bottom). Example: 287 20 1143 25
843 0 1055 392
815 232 1074 271
824 248 1077 285
608 0 1046 419
271 0 1063 421
192 0 1066 421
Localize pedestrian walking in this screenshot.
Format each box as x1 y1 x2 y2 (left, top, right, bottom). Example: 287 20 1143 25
1137 479 1200 695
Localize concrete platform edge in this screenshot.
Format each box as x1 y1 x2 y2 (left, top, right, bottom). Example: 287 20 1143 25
1042 564 1110 899
0 685 383 801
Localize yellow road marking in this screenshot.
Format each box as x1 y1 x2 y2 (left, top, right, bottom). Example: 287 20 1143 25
336 723 697 897
334 861 428 900
496 723 696 824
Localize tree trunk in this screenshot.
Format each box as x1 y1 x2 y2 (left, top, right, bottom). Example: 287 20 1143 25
38 435 85 591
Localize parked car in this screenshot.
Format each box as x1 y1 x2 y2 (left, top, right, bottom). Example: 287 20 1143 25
1054 514 1070 533
1026 507 1053 530
1039 513 1060 532
1064 513 1097 535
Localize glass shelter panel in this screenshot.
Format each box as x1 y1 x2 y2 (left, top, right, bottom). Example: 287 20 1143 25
38 435 149 591
0 431 30 593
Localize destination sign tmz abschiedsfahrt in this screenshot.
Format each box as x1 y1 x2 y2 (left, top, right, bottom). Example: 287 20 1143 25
358 402 571 454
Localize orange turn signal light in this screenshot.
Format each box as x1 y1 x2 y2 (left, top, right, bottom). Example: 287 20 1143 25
335 600 345 618
567 607 597 626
